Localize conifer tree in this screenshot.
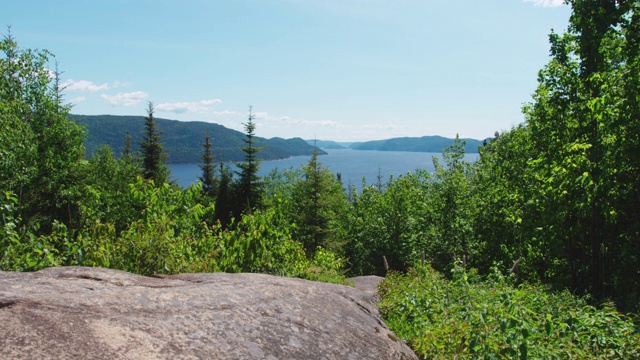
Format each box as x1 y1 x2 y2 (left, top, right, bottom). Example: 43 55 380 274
140 102 169 184
214 162 233 227
199 130 218 197
291 147 347 254
233 106 264 216
123 130 132 157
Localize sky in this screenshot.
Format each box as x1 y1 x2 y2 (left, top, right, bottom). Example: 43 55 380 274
2 0 571 142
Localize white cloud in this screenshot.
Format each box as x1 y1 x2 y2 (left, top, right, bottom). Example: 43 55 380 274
69 96 86 104
253 111 344 128
62 79 110 93
524 0 565 8
156 98 223 113
101 91 148 106
200 99 223 106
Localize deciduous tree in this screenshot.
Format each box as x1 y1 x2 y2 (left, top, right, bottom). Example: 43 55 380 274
0 30 85 232
523 0 640 308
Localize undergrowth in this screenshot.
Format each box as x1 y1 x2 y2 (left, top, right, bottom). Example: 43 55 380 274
378 263 640 359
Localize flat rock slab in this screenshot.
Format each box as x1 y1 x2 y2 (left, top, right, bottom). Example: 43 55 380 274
0 267 416 360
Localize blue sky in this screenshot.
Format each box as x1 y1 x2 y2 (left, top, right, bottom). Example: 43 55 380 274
3 0 570 141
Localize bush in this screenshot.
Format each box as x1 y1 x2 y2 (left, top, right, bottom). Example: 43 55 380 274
302 246 348 284
378 263 640 359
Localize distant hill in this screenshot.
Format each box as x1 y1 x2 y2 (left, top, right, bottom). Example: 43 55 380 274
70 114 325 164
348 136 484 153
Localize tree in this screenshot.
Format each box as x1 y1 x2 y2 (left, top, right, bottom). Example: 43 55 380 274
233 106 264 216
199 130 218 198
80 145 140 232
0 29 86 232
522 0 640 309
341 169 433 276
123 130 132 157
140 102 169 185
471 125 541 278
427 135 475 272
214 162 233 227
290 149 347 255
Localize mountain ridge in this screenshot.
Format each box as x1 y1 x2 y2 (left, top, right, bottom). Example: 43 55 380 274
71 114 325 164
308 135 486 153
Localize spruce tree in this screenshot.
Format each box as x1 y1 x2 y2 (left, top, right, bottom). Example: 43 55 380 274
291 148 347 254
214 162 233 227
233 106 264 216
123 130 132 157
140 102 169 184
199 130 218 197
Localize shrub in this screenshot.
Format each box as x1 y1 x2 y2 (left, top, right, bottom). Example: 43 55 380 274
378 263 640 359
302 246 348 284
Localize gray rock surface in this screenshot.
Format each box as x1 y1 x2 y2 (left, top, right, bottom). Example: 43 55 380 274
349 276 384 298
0 267 416 359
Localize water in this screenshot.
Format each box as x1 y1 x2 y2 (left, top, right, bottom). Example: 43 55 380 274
170 149 479 191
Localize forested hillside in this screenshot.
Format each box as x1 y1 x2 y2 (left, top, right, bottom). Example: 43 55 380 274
2 1 640 358
349 135 484 153
309 136 485 153
72 114 324 163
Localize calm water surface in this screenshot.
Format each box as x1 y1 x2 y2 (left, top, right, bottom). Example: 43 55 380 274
170 149 479 191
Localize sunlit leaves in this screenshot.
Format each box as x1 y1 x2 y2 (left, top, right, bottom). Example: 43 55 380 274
522 0 640 306
379 265 640 359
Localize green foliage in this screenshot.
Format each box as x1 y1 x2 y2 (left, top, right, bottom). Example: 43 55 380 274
1 30 86 232
214 162 234 227
427 135 476 273
343 137 476 277
233 107 264 216
343 169 434 275
302 246 348 284
379 264 640 359
0 103 36 194
289 151 348 255
519 1 640 307
1 170 348 283
140 102 169 185
214 207 308 276
471 126 543 280
79 145 141 232
69 178 207 274
1 228 65 271
199 131 218 198
1 176 341 281
1 192 65 271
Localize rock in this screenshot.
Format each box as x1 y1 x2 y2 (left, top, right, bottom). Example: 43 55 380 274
0 267 416 360
349 276 384 298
